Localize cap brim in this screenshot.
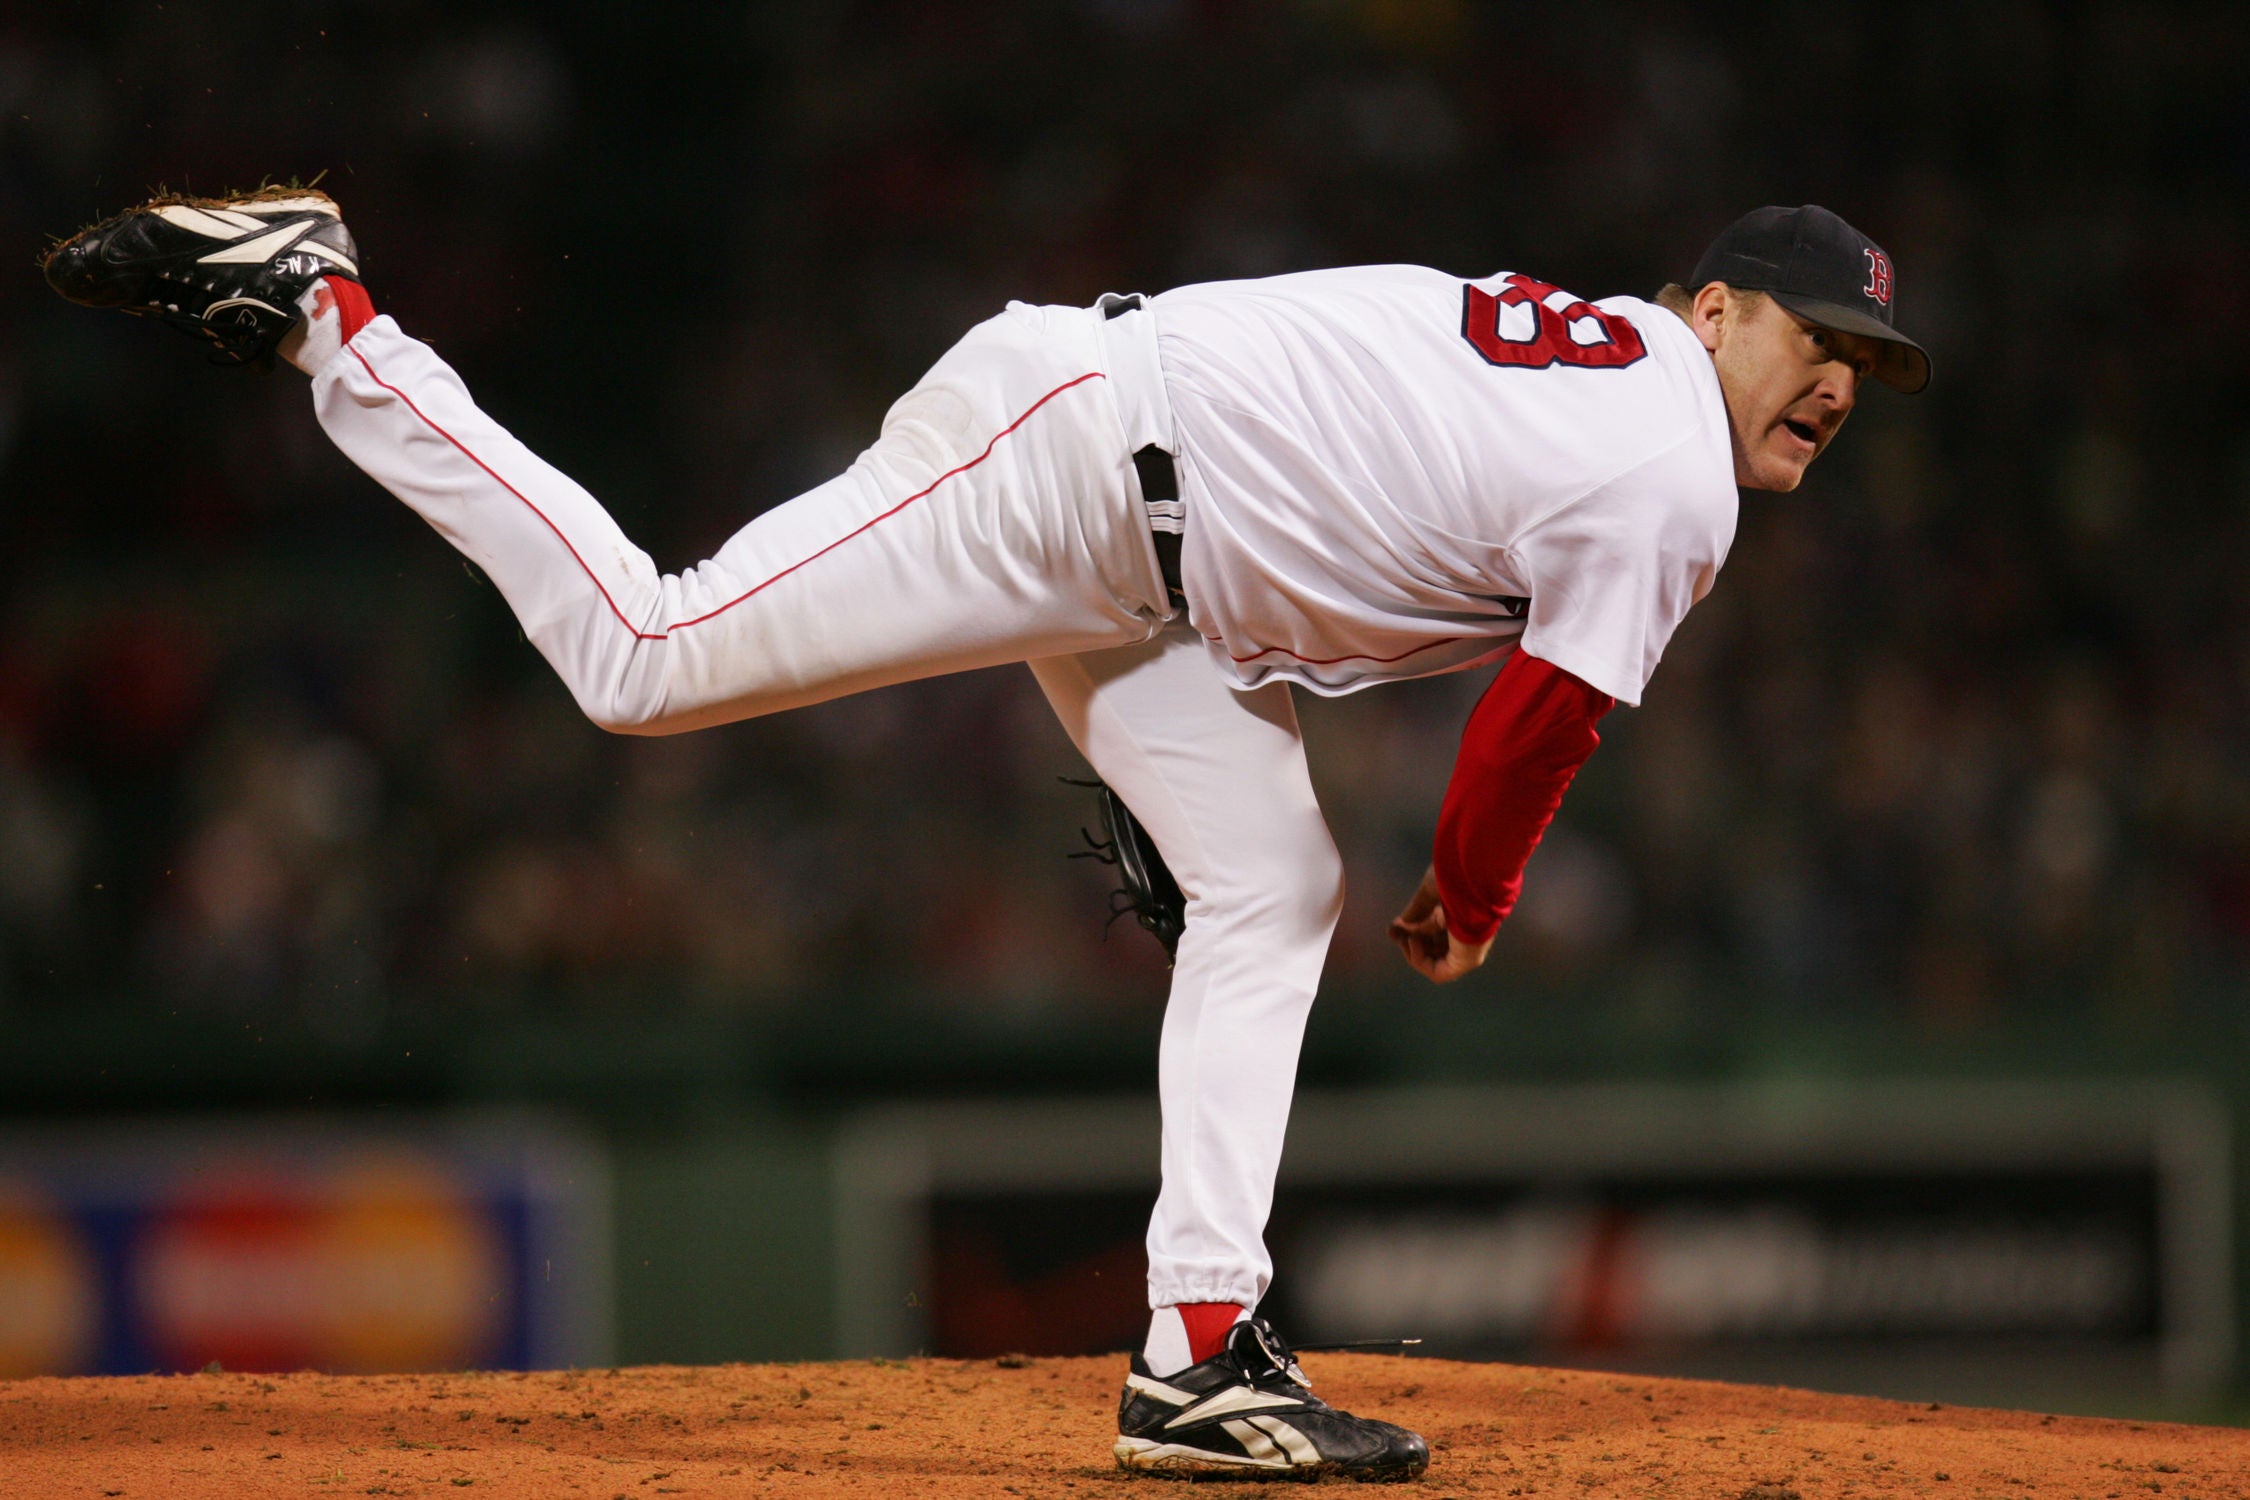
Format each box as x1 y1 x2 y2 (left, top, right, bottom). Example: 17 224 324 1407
1769 293 1931 394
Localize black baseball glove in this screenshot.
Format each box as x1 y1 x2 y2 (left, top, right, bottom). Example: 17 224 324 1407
1066 778 1186 963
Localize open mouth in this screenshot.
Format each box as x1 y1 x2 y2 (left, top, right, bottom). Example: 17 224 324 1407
1782 417 1818 446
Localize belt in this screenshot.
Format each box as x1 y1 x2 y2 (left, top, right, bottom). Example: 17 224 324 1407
1134 444 1185 601
1100 292 1186 605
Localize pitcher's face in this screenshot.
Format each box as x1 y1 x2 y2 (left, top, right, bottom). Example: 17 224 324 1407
1700 288 1877 492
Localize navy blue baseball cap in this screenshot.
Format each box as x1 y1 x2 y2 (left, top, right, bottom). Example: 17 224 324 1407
1691 204 1930 394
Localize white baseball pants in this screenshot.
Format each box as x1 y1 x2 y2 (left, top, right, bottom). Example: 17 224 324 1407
312 301 1341 1313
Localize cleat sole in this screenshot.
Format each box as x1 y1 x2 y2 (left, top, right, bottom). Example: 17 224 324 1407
1114 1434 1425 1482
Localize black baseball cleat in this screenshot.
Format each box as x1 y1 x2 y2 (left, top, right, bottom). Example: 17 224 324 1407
1114 1316 1430 1480
41 185 360 366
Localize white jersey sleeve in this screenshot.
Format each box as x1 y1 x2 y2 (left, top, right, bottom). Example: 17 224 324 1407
1510 431 1737 705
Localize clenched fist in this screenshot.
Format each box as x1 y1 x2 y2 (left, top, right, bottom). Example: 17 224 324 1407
1387 865 1494 983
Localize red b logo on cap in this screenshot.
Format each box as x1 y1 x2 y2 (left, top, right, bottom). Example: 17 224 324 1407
1862 249 1894 306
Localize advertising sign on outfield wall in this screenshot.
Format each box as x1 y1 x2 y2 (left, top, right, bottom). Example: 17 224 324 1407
833 1083 2231 1407
0 1114 610 1376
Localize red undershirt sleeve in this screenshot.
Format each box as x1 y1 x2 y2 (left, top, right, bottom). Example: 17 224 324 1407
1432 651 1616 946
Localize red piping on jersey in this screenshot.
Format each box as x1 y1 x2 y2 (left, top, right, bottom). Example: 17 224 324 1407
346 343 1106 641
1214 634 1468 666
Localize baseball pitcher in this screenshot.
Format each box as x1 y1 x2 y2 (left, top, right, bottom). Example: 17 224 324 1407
45 193 1925 1479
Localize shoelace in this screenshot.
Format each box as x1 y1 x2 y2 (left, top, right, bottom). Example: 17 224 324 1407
1232 1319 1422 1393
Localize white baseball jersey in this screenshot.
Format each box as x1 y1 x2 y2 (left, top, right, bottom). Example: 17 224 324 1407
1151 265 1738 706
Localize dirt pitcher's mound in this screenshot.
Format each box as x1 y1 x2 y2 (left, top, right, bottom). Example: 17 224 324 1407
2 1355 2241 1498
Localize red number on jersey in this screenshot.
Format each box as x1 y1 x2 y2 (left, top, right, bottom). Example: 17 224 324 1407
1461 273 1648 370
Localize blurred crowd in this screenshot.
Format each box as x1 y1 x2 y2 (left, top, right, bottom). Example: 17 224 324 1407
0 1 2244 1037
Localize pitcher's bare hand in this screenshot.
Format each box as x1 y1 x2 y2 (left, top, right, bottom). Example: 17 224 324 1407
1388 865 1493 983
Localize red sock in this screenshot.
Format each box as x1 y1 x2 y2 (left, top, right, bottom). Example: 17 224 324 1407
1177 1302 1244 1364
324 277 375 342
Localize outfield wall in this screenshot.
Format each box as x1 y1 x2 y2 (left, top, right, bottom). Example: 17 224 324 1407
4 996 2249 1419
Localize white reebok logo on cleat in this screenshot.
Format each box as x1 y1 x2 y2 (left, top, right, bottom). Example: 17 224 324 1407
1122 1372 1195 1406
1164 1384 1302 1428
156 205 263 239
198 220 318 265
1221 1416 1322 1466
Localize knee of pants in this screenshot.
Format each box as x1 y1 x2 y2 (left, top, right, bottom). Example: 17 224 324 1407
562 647 700 737
577 682 681 737
1188 816 1345 952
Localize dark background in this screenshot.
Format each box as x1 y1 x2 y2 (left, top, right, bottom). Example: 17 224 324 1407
1 0 2247 1406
